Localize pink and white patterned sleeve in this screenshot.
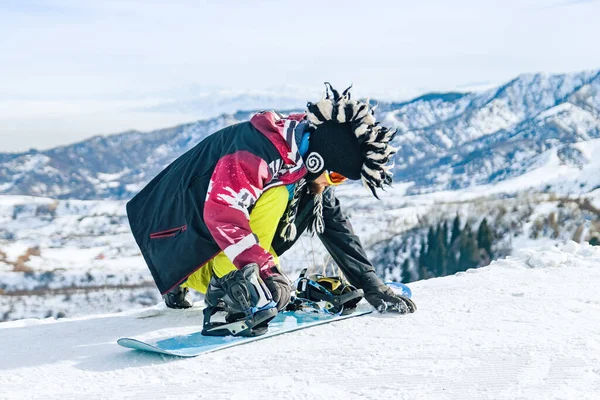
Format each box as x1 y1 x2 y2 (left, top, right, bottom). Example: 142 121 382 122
203 150 279 279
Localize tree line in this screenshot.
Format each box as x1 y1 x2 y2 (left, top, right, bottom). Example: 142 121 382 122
401 215 494 283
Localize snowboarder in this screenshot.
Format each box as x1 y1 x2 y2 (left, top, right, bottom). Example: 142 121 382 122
126 83 415 336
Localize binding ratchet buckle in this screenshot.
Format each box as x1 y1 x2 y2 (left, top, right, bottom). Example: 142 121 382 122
293 269 363 314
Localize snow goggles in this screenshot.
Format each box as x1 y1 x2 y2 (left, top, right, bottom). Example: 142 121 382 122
325 171 347 186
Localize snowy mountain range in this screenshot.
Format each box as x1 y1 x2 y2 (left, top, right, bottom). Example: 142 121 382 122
392 70 600 194
2 69 599 200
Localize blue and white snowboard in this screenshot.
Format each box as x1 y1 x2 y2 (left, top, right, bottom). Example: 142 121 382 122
118 282 411 357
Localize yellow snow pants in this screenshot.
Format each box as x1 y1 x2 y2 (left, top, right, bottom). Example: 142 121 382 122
182 185 289 294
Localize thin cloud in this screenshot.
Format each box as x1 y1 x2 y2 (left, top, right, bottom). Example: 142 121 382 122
1 0 72 14
540 0 598 9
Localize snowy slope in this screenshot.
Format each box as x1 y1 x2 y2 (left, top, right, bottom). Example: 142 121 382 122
1 242 599 400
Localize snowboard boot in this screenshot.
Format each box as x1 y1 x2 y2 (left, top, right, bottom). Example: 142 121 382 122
164 286 194 309
201 263 278 337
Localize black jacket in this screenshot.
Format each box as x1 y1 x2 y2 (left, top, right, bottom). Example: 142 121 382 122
126 112 376 294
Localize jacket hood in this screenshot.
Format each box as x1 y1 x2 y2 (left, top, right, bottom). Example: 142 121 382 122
250 111 306 166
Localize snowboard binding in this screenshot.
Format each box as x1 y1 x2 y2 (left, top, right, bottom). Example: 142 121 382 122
289 269 364 314
201 263 278 337
163 286 194 309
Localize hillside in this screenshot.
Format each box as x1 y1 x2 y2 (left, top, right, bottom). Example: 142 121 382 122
1 243 599 399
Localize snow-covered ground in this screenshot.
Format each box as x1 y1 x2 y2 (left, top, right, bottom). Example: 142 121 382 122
1 242 599 399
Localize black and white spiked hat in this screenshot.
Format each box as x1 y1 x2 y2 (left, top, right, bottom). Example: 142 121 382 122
280 83 398 242
304 82 397 198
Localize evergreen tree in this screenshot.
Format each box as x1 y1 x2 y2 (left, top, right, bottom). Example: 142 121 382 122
435 224 447 277
458 225 479 272
418 236 428 280
401 259 412 283
477 218 494 259
427 226 435 245
463 221 471 238
425 226 436 277
442 220 449 248
447 250 458 275
451 214 461 245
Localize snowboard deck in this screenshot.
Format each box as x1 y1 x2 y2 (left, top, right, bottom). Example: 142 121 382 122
118 281 411 357
118 308 372 357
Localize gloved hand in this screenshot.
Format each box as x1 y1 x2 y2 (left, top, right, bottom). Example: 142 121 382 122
361 271 416 314
263 272 292 311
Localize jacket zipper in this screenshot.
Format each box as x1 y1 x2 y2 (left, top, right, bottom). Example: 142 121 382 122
150 225 187 239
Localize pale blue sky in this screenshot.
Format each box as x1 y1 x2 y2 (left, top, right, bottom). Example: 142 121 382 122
1 0 599 151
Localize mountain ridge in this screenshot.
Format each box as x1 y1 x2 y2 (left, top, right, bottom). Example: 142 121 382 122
1 68 599 199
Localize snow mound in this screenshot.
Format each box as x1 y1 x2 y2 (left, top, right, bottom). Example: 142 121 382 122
1 243 600 399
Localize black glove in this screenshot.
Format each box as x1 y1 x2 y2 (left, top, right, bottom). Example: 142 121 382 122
361 271 416 314
264 273 292 311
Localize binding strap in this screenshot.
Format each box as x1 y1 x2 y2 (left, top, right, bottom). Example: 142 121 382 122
295 268 363 313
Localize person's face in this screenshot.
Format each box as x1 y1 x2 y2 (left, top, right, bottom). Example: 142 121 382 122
308 171 348 194
313 171 330 186
308 172 329 195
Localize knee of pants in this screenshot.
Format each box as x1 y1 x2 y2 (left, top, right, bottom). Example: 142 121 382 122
182 185 289 293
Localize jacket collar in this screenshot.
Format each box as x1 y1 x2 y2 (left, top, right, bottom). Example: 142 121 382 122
250 111 306 166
